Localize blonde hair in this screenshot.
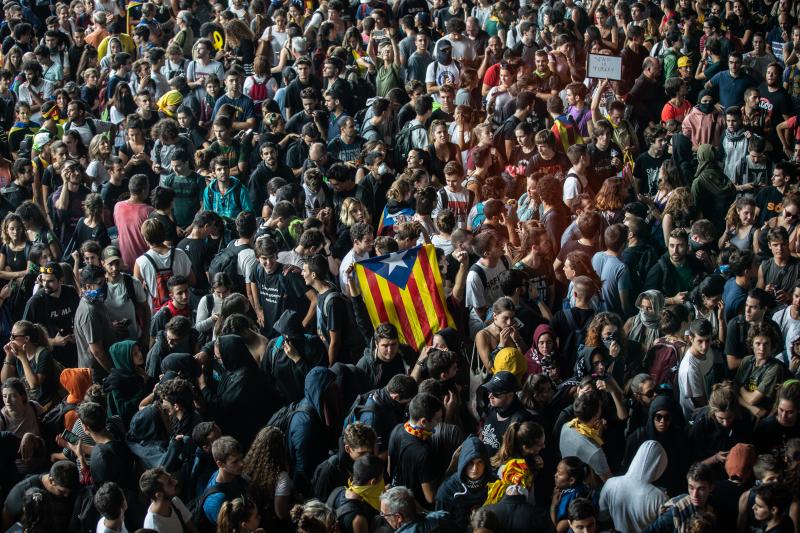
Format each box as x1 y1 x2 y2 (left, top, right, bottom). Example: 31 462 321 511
339 197 370 227
386 179 413 203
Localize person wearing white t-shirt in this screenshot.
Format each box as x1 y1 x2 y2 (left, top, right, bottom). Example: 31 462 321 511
426 39 461 103
563 144 590 209
133 219 197 311
678 319 715 419
94 482 129 533
339 222 375 296
141 468 194 533
258 10 289 69
771 283 800 365
465 232 509 337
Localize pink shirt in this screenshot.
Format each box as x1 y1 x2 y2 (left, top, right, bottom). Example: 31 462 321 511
114 201 154 271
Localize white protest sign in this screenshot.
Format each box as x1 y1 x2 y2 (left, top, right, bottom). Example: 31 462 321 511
587 54 623 81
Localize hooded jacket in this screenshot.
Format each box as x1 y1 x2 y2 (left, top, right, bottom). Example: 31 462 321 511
691 144 736 235
624 394 688 496
200 335 274 447
720 128 749 182
599 440 668 533
59 368 92 431
202 176 252 220
288 367 338 494
103 340 151 427
435 436 493 529
680 105 725 148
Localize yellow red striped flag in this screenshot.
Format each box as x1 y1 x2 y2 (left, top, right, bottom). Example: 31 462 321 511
355 244 456 350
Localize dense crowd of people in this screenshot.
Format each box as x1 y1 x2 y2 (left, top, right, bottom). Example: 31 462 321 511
1 0 800 531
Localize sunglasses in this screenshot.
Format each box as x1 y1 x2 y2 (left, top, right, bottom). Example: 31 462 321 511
654 413 671 422
639 389 656 398
39 266 55 274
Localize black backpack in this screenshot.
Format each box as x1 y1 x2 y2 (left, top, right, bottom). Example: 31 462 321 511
392 121 426 168
266 401 316 436
207 242 249 291
41 401 77 452
342 388 379 429
192 478 249 533
560 308 588 364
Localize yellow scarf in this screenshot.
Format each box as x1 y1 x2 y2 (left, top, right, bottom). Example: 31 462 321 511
567 418 604 446
404 421 432 440
347 479 384 511
484 459 531 505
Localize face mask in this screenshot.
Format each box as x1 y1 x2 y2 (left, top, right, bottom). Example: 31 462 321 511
602 331 620 348
84 284 106 304
378 162 390 175
437 48 452 64
698 102 713 114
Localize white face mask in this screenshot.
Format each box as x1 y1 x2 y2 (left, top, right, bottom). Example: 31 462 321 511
378 162 390 176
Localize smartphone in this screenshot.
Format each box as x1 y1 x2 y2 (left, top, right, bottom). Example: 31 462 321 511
60 429 79 445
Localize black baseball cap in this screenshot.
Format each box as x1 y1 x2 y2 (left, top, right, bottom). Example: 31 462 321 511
483 371 520 395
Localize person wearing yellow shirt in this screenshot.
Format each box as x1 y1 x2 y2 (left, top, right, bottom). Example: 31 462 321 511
97 21 136 60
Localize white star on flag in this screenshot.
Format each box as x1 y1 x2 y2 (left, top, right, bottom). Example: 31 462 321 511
381 250 409 275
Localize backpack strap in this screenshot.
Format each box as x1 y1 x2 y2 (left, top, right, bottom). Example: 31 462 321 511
438 188 449 211
469 263 488 288
563 308 579 332
171 501 187 533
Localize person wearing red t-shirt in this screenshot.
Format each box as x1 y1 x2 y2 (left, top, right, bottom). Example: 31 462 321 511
113 174 154 271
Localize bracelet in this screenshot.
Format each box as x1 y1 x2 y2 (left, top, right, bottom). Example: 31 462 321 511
3 361 14 366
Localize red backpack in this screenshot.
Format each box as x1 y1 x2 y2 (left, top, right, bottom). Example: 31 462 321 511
644 337 685 389
247 77 268 105
142 248 175 311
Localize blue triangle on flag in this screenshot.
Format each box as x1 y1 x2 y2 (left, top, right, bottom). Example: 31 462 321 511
359 246 420 289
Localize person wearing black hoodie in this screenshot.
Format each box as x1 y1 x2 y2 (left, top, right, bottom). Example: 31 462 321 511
197 335 276 448
287 366 343 496
435 435 493 530
358 374 418 458
262 309 326 405
623 392 689 496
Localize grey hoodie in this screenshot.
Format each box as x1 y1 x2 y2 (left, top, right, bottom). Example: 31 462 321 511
599 440 669 533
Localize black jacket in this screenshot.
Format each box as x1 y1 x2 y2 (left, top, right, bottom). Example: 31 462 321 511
486 495 553 533
644 254 705 295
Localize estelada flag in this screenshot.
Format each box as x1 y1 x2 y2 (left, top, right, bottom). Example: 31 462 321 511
355 244 455 350
376 205 414 237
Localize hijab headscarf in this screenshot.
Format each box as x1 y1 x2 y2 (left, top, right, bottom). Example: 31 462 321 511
525 324 560 379
628 290 665 352
103 340 148 426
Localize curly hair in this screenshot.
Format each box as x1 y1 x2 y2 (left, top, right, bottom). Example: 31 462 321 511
584 311 625 348
243 426 287 503
1 213 27 246
663 186 693 215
